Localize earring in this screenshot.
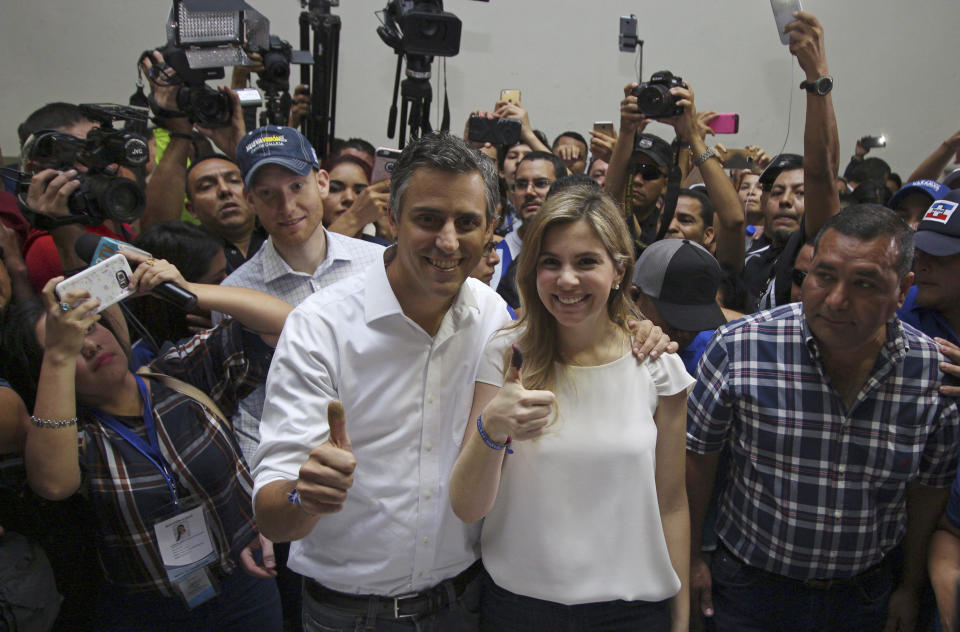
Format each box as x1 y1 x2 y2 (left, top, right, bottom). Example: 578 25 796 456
613 282 620 290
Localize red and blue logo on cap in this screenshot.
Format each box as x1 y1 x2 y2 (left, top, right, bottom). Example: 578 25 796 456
924 200 958 224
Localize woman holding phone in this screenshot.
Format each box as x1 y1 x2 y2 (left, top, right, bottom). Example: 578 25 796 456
449 185 693 631
1 253 292 631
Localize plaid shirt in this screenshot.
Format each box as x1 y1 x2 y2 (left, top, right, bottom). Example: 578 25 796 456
688 303 959 580
219 229 384 463
79 321 271 596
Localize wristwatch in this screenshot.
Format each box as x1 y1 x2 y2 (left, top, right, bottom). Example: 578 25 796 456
799 75 834 96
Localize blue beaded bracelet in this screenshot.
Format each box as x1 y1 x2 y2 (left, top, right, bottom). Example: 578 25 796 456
476 415 513 454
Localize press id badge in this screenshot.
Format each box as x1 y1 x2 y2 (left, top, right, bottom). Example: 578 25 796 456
154 506 220 608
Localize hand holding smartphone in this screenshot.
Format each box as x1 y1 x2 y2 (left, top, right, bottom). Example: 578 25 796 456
55 254 135 313
771 0 803 45
706 114 740 135
371 148 402 183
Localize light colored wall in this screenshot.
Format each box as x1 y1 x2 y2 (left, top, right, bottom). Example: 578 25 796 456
3 0 959 180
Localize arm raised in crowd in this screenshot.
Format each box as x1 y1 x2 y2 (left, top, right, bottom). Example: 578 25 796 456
664 84 746 272
493 100 550 153
604 83 649 204
786 11 840 240
907 128 960 184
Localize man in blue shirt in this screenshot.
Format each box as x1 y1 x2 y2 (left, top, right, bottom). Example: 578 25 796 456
896 189 960 346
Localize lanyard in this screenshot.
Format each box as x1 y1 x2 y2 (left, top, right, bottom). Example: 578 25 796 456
93 375 179 506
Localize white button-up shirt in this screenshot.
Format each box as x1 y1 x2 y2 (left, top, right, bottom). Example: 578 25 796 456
252 258 512 595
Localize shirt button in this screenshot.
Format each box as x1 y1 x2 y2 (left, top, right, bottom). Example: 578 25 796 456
838 464 846 473
834 510 841 518
426 444 433 452
428 395 435 404
423 537 429 543
426 492 432 499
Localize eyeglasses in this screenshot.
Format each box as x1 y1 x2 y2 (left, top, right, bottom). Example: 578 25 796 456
513 178 554 192
633 163 664 181
792 268 808 287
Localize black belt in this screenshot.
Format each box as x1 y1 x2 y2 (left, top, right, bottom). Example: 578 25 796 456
304 560 481 620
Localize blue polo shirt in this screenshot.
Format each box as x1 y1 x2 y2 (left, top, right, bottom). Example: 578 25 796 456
897 286 959 346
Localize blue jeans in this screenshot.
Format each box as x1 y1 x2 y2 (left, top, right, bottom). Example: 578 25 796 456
480 572 670 631
97 569 283 632
301 574 480 632
710 544 893 632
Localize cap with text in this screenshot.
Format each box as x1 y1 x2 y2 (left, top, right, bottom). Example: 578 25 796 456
236 125 320 189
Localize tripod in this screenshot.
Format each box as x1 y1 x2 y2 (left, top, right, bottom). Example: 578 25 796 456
299 0 340 157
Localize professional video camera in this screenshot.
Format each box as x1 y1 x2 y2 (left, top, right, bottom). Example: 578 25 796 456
632 71 684 119
143 0 312 127
21 104 149 226
377 0 463 147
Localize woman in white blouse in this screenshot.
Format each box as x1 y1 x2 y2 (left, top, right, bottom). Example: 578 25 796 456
450 185 692 631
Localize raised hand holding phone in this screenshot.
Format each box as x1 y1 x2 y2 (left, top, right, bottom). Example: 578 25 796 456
479 345 555 444
294 400 356 515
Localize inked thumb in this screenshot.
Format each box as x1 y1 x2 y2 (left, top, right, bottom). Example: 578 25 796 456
508 344 524 383
327 400 351 452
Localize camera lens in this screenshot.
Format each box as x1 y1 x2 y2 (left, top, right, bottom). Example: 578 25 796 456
636 85 670 118
81 174 145 223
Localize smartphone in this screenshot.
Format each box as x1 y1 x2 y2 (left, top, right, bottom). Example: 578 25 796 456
467 115 522 146
499 89 521 104
371 147 402 183
55 253 135 313
721 149 754 170
707 113 740 134
861 135 887 149
593 121 615 137
771 0 802 45
619 14 638 52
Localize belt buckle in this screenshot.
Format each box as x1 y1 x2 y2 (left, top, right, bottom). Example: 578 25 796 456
804 577 834 590
392 592 421 619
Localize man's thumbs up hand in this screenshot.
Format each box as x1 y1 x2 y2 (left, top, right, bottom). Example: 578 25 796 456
480 344 556 444
295 400 357 515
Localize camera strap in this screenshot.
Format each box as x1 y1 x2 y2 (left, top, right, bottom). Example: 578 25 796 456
147 94 189 121
16 195 100 230
655 151 682 242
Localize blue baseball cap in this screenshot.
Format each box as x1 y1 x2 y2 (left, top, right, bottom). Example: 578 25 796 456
887 179 950 211
236 125 320 189
915 189 960 257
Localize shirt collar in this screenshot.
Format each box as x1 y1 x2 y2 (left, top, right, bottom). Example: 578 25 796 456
261 228 352 283
363 245 481 328
801 304 909 366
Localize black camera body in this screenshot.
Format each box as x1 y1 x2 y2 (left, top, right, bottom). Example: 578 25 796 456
25 104 149 225
144 45 233 128
632 71 684 119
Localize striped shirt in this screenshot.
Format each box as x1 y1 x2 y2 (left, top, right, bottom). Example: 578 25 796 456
219 229 384 462
80 321 271 595
687 303 959 580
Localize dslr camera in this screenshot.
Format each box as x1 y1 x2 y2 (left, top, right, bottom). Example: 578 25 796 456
142 46 234 128
24 104 149 225
631 71 684 119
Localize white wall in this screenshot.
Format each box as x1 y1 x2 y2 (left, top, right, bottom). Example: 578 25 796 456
3 0 959 179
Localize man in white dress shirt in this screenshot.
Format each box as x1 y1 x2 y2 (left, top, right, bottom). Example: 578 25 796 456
252 132 509 631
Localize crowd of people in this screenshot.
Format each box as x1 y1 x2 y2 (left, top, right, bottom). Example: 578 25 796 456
2 8 960 632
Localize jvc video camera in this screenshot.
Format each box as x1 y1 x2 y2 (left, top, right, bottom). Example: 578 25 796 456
632 71 684 119
24 104 148 225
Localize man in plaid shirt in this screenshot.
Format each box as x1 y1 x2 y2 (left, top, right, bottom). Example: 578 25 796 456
686 204 959 631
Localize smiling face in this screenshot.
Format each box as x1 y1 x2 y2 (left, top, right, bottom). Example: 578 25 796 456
802 229 911 356
762 168 805 245
323 161 369 226
386 168 488 322
246 165 329 251
187 158 254 238
536 219 624 334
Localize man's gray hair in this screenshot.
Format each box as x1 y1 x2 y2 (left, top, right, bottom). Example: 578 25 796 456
389 132 500 225
812 204 915 278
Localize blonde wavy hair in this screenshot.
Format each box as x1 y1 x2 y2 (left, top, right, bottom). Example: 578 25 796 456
506 185 639 392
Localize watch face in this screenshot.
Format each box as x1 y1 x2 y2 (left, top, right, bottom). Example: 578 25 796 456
815 76 833 95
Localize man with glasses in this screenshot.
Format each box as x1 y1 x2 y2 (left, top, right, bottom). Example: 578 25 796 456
490 151 567 307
